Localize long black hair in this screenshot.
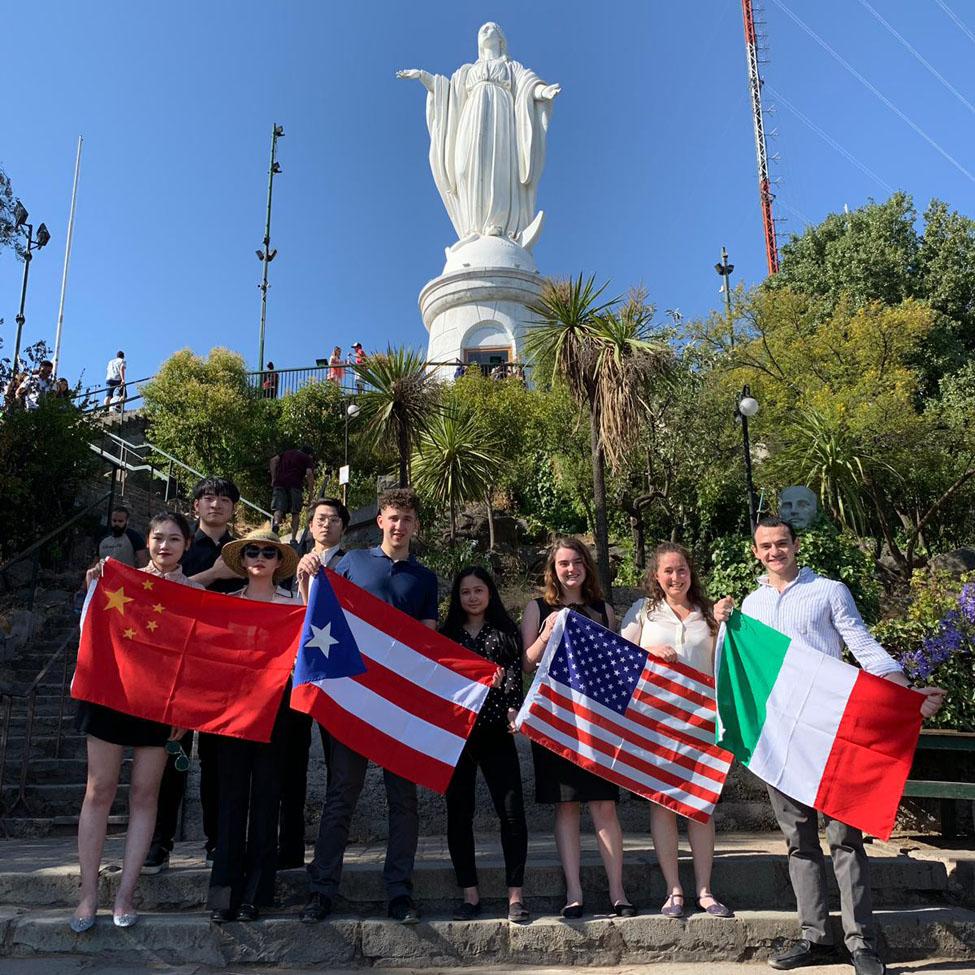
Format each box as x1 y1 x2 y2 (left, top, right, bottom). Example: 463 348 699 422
441 565 518 639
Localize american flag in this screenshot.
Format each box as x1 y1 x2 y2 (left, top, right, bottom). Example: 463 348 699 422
516 609 733 822
290 570 499 794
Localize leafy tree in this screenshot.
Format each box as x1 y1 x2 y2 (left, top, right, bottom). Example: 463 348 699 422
0 169 24 256
352 348 443 487
527 276 672 595
411 410 505 539
141 348 276 507
0 385 99 560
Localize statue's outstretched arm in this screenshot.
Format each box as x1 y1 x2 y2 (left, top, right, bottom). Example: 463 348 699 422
533 82 561 102
396 69 434 94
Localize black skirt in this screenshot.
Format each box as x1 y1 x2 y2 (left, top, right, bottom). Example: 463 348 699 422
531 740 620 804
75 701 169 748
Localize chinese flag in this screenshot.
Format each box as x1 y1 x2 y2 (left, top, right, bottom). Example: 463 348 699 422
73 559 304 741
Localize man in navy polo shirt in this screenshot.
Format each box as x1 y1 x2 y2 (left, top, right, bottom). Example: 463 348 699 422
300 488 437 925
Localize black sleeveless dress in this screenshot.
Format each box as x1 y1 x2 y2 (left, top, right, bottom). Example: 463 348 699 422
530 598 620 804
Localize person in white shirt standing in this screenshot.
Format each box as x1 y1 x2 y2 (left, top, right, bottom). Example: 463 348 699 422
620 542 735 921
717 517 944 975
104 350 126 412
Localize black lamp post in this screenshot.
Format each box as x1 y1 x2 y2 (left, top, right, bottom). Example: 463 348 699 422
735 385 760 531
11 202 51 370
256 124 284 370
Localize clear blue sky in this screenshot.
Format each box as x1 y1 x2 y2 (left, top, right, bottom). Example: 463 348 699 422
4 1 974 386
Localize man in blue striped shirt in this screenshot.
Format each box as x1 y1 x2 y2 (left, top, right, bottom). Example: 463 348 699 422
717 517 943 975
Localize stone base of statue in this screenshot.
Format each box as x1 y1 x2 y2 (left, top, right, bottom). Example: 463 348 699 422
419 234 543 379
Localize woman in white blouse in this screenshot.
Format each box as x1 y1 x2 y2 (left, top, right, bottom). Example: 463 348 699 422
620 542 733 920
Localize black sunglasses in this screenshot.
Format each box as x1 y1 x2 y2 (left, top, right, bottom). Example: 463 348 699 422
243 545 281 560
165 739 190 772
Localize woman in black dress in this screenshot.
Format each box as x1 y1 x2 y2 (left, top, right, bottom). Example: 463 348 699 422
521 537 633 919
73 511 200 932
441 567 529 924
206 528 300 924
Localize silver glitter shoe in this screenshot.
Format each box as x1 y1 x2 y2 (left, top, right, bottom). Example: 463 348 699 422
69 915 96 933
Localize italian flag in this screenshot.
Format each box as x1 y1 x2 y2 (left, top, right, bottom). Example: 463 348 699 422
715 611 922 840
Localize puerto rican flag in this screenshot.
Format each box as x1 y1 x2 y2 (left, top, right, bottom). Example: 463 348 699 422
290 569 498 793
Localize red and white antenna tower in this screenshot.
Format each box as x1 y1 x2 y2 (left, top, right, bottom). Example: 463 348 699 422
741 0 780 275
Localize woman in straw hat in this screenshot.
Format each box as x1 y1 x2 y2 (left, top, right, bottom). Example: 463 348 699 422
207 529 301 923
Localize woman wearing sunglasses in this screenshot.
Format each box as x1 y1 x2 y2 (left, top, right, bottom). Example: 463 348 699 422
206 529 301 923
72 511 201 933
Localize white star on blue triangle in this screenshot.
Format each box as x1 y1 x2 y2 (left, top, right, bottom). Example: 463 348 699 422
294 571 367 684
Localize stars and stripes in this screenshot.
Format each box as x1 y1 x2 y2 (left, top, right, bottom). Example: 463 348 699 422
516 609 733 822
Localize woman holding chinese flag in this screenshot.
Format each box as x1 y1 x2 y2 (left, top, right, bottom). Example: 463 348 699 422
72 511 201 932
206 528 301 924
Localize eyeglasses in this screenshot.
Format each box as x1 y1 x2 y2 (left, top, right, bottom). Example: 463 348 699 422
243 545 281 560
165 739 190 772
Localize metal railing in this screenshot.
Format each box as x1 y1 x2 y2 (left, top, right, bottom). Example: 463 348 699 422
0 628 76 818
246 359 532 399
91 430 274 521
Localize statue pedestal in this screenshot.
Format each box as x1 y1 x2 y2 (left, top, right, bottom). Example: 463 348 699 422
419 235 543 379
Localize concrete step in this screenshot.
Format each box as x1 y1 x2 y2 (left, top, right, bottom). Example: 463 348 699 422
0 838 955 914
0 735 88 760
0 815 128 839
0 908 972 967
1 757 130 785
0 783 127 818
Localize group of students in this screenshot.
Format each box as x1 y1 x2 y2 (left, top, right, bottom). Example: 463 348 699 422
68 478 944 975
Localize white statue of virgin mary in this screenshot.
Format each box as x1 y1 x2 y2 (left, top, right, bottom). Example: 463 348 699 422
397 22 560 251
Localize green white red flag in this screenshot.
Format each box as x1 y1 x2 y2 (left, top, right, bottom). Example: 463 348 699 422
715 611 922 840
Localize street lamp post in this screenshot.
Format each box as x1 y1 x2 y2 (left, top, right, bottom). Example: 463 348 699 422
256 124 284 370
342 402 360 506
736 385 760 531
11 202 51 371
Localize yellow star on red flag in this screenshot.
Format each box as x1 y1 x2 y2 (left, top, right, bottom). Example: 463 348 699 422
104 587 134 615
142 579 154 590
122 627 136 639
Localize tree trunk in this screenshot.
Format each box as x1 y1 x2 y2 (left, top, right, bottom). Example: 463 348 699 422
630 512 645 569
397 426 409 487
589 414 614 599
449 498 456 539
485 489 496 551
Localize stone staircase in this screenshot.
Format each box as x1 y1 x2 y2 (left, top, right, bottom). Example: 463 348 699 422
0 834 971 967
0 589 129 839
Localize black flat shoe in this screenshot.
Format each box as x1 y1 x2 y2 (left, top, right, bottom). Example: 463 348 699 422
613 901 637 917
697 896 733 918
388 895 420 924
560 902 584 919
507 901 530 924
768 940 838 970
300 892 333 923
235 903 259 922
452 901 481 921
209 909 233 924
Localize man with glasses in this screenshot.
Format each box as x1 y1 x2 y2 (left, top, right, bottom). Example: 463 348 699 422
278 498 352 868
143 477 242 875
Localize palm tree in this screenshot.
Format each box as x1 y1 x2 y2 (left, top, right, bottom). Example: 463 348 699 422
526 276 673 595
412 411 506 539
352 347 443 486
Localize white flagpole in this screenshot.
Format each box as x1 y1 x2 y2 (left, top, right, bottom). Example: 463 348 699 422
52 135 83 374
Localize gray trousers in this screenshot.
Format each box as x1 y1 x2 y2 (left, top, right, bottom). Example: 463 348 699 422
768 785 875 952
307 737 418 901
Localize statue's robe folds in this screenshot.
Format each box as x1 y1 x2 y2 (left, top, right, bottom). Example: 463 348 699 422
426 57 552 243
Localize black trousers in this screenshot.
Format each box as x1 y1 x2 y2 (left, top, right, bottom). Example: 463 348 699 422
277 710 331 865
152 730 218 854
208 696 290 911
446 724 527 889
307 736 417 900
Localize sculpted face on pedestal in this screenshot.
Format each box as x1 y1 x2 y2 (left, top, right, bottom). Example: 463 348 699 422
778 486 819 529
